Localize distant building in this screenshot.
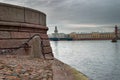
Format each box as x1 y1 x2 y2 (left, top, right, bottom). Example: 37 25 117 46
69 32 115 40
50 26 67 38
49 25 120 40
54 26 58 33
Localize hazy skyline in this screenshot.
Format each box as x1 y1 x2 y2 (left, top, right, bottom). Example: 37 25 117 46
0 0 119 33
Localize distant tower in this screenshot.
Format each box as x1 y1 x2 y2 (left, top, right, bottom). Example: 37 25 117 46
54 26 58 38
54 26 58 33
115 25 118 38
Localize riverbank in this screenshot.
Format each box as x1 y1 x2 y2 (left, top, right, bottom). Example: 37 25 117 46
0 55 89 80
53 58 89 80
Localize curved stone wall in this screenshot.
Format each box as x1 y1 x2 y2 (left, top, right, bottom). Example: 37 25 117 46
0 3 46 26
0 3 53 59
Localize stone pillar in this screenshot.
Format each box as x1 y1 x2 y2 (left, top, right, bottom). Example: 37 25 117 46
30 36 44 58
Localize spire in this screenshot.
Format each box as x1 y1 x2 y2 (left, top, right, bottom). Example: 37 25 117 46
115 25 118 38
54 26 58 33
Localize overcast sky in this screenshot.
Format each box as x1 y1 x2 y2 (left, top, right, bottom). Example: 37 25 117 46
0 0 120 33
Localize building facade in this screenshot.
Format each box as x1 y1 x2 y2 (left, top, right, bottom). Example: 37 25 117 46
69 32 115 40
49 26 69 38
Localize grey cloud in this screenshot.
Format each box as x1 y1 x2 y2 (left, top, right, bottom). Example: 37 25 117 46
1 0 26 5
1 0 120 23
2 0 120 25
52 0 120 25
0 0 120 33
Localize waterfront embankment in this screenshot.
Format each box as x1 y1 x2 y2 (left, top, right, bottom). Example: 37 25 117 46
0 55 89 80
53 58 89 80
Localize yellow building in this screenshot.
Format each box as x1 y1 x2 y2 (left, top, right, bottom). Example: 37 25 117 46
69 32 115 40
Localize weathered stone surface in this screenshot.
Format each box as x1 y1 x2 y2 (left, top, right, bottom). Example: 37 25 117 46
53 59 89 80
6 76 20 80
44 53 54 60
0 55 53 80
25 8 40 24
40 13 46 26
0 3 46 25
43 47 52 54
30 36 43 58
0 39 27 48
11 32 30 38
30 33 48 39
0 31 11 38
48 77 53 80
0 3 54 62
0 55 89 80
42 40 50 47
40 34 49 39
0 4 24 22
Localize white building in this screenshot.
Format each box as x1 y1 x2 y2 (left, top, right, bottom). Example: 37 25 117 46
48 26 68 38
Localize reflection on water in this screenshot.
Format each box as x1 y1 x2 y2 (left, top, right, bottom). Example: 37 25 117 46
54 41 59 58
50 40 120 80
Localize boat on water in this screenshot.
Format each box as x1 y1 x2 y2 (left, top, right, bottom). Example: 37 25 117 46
111 38 117 42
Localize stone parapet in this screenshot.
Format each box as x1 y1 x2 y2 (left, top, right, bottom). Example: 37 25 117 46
0 3 46 26
0 3 53 59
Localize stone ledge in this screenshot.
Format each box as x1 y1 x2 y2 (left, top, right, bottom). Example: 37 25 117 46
53 58 89 80
0 21 48 30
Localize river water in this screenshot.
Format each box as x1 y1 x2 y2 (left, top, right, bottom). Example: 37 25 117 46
50 40 120 80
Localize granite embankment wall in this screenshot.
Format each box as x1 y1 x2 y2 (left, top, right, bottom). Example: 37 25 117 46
53 58 89 80
0 3 53 59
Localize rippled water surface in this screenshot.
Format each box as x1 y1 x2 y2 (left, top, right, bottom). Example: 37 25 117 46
50 40 120 80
